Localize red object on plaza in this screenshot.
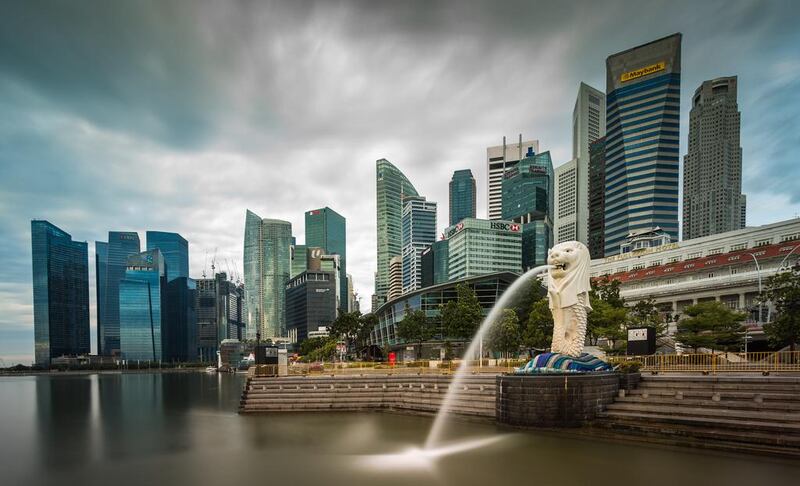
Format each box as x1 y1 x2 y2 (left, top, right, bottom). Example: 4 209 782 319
388 352 396 366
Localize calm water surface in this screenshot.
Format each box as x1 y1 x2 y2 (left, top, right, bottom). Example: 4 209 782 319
1 372 798 486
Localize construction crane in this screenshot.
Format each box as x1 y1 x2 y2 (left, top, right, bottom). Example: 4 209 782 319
210 247 218 277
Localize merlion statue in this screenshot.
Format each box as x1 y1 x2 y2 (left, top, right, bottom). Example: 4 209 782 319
547 241 592 357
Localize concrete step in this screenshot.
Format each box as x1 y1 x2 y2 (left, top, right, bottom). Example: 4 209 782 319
627 388 800 403
593 418 800 451
638 381 800 393
641 375 800 384
597 410 800 435
615 395 800 412
604 402 800 424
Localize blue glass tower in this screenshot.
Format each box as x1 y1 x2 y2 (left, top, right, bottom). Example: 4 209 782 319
146 231 188 282
305 207 347 311
401 196 437 293
31 220 90 366
604 34 681 256
449 169 476 226
96 231 141 355
502 149 554 269
119 249 166 361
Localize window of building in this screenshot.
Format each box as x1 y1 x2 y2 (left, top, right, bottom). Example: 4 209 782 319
668 256 681 264
707 248 723 256
649 260 662 267
687 252 702 260
755 238 772 247
781 233 800 243
730 243 747 251
632 264 645 270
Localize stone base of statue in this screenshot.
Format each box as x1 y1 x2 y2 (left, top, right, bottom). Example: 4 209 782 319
514 352 613 374
496 371 619 427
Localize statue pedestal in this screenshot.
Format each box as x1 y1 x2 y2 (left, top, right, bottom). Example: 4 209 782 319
496 373 619 428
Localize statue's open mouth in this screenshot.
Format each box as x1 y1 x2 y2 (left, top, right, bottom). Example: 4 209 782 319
553 263 567 271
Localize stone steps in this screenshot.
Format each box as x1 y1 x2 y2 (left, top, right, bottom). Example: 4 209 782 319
595 375 800 456
604 402 800 424
240 374 497 418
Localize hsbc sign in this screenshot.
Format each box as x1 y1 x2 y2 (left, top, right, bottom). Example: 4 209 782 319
490 222 521 232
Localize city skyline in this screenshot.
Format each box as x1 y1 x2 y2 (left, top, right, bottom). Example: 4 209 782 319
2 1 800 364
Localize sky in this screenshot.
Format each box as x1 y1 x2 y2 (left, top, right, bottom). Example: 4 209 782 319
1 0 800 365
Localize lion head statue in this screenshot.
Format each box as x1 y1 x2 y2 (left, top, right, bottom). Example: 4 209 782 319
547 241 592 310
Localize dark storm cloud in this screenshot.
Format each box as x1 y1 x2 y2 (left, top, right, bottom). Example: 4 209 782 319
1 0 800 363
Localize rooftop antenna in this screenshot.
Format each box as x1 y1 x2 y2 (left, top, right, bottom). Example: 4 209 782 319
518 133 522 161
202 250 208 278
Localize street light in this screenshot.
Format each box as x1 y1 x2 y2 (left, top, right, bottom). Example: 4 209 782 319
745 252 763 324
778 243 800 271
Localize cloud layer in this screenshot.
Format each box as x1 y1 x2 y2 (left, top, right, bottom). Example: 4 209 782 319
2 0 799 364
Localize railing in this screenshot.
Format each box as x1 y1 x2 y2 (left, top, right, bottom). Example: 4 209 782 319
285 359 529 376
608 351 800 373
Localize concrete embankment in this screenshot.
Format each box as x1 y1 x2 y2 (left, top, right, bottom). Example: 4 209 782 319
239 374 497 419
593 374 800 458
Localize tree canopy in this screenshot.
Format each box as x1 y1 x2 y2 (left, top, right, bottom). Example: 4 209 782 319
523 297 553 349
762 265 800 351
675 301 746 352
488 308 521 358
396 308 434 359
440 283 484 340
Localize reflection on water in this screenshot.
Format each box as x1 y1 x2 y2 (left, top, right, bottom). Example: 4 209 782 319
0 372 798 486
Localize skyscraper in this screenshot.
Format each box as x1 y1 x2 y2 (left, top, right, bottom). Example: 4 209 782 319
421 239 449 288
146 231 188 282
95 231 140 356
243 210 292 339
683 76 744 240
449 169 476 226
487 137 540 220
375 159 419 307
554 83 606 245
387 256 403 302
31 220 90 366
119 249 166 362
401 196 437 293
305 207 347 311
588 137 607 259
604 33 682 256
502 149 554 269
446 218 522 280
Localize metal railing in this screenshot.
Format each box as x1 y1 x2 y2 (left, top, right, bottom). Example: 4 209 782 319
285 359 529 376
608 351 800 373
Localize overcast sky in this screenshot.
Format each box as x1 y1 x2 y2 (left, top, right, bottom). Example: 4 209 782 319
2 0 799 365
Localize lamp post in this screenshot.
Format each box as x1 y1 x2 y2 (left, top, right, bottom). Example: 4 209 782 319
745 252 763 324
778 243 800 270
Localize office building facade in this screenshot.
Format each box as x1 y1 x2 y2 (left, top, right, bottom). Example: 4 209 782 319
588 137 608 259
683 76 745 240
401 196 437 294
375 159 419 306
604 33 682 256
164 276 197 362
196 272 245 361
421 239 449 288
286 270 338 343
487 137 540 220
387 256 403 302
501 150 554 269
305 207 347 311
449 169 476 226
555 83 606 246
243 210 292 339
119 249 166 362
31 220 90 366
146 231 188 282
95 231 141 356
446 218 522 280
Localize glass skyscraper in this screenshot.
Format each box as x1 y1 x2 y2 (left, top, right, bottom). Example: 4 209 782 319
305 207 347 311
501 149 554 269
119 249 166 362
146 231 188 282
604 33 682 256
375 159 419 307
588 137 607 259
31 220 90 366
449 169 476 226
95 231 141 355
401 196 437 293
243 210 292 339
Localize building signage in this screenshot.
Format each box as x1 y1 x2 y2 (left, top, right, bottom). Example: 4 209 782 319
490 222 521 232
445 222 465 239
628 328 648 341
621 61 666 83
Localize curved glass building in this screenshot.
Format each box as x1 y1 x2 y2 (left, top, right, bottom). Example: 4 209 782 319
243 210 292 339
375 159 419 306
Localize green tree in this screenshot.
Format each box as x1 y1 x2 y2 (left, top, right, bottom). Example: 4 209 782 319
587 278 629 347
762 266 800 351
356 313 378 355
328 311 362 355
523 297 553 349
440 283 484 340
396 308 434 359
299 337 330 356
307 338 337 362
488 309 521 358
593 276 625 308
675 301 746 352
